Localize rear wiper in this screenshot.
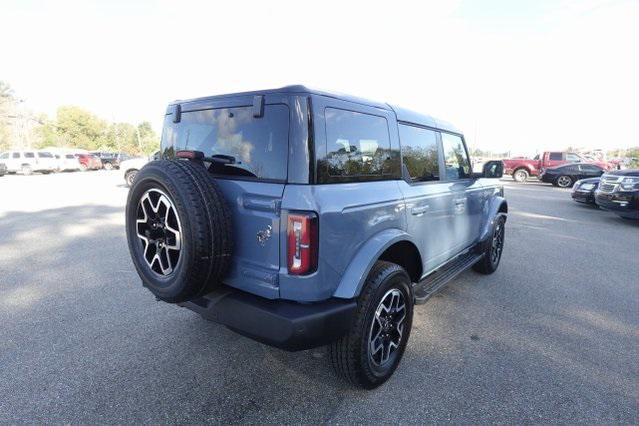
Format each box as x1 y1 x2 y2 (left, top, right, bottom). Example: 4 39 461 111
176 150 258 178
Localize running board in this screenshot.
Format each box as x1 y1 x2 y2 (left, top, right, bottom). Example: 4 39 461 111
413 252 483 304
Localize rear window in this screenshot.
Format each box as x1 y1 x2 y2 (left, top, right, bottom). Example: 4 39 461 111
549 152 562 161
163 105 289 181
398 124 440 182
37 152 53 158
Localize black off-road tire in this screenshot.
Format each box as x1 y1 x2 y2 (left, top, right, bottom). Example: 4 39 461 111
125 160 232 303
473 215 506 274
329 261 414 389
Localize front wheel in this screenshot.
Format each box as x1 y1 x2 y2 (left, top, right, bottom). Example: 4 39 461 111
104 162 114 170
21 165 33 176
125 170 138 187
330 261 413 389
473 215 506 274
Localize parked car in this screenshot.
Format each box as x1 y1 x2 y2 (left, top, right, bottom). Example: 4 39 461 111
0 162 6 177
503 151 610 182
55 153 83 171
539 163 605 188
0 150 57 175
571 177 600 204
124 86 508 388
120 151 159 186
91 151 132 170
75 153 102 171
595 169 639 220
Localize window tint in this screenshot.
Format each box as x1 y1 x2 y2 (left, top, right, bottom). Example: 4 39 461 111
323 108 392 179
0 152 8 159
37 152 53 158
65 154 75 159
579 164 600 172
163 105 289 181
24 152 35 158
549 152 563 161
12 152 20 159
441 133 471 180
566 153 581 162
398 124 439 182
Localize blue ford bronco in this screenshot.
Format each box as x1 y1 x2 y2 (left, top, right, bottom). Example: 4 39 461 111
125 86 507 388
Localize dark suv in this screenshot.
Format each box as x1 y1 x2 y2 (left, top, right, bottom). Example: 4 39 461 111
91 151 131 170
595 169 639 219
125 86 507 388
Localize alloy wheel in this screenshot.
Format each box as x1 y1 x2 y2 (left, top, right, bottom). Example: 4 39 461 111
368 288 406 367
135 188 182 276
557 176 572 188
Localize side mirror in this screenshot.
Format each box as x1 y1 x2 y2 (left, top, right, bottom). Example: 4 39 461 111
482 160 504 178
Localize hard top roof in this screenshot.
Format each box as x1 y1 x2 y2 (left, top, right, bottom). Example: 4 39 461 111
170 85 461 134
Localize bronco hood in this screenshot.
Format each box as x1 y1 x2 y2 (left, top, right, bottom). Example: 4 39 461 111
605 169 639 177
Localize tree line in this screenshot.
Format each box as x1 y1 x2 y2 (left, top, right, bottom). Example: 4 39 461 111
0 81 159 155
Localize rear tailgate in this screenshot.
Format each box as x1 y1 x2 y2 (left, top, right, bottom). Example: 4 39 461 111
162 99 290 298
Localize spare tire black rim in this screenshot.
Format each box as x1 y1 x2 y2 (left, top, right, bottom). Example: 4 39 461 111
136 188 182 276
369 289 406 367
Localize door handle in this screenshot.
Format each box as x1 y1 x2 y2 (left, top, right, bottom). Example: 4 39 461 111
411 205 430 216
454 198 466 205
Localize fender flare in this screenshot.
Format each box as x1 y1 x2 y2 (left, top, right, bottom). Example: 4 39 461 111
333 228 418 300
479 196 508 243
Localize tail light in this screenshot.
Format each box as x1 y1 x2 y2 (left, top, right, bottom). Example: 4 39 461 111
287 212 318 275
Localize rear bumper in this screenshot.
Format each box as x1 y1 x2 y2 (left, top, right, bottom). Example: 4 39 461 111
179 286 357 351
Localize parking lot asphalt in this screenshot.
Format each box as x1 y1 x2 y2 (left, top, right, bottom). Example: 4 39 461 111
0 171 637 424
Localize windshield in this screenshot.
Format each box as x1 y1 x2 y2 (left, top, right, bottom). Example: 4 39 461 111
162 104 289 181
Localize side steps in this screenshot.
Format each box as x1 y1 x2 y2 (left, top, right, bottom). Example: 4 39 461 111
413 251 483 304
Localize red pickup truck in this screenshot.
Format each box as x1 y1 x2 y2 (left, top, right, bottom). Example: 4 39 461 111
503 151 611 182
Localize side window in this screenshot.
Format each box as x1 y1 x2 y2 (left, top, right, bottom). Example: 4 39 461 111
398 124 440 182
12 152 20 159
65 154 75 159
0 152 8 159
549 152 563 161
566 153 581 162
24 152 35 158
441 133 471 180
322 108 392 181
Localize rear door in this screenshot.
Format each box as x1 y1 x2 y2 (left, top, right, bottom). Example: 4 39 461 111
546 152 565 168
162 99 290 299
397 123 453 273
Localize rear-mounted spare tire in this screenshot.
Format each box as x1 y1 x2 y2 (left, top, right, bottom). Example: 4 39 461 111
125 160 232 303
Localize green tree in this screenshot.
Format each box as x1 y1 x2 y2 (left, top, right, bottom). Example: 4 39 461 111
137 121 160 155
52 106 108 150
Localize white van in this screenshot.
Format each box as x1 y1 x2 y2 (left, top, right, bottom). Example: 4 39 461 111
0 150 58 175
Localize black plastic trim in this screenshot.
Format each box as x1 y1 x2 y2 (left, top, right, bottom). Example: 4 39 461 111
179 285 357 351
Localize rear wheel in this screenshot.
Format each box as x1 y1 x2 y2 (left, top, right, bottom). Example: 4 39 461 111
80 164 88 171
104 162 114 170
556 175 573 188
513 168 529 182
21 165 32 176
330 261 413 389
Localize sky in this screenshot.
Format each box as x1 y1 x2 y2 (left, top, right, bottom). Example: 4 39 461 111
1 0 638 155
